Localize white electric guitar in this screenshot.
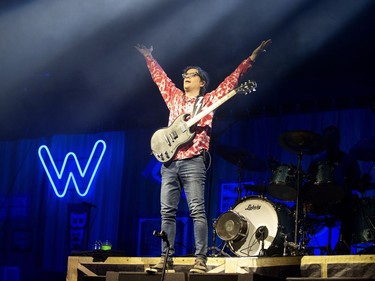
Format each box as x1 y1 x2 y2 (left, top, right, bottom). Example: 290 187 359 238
150 80 257 163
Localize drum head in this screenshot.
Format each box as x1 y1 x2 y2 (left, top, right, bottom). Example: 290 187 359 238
228 197 292 256
216 210 248 241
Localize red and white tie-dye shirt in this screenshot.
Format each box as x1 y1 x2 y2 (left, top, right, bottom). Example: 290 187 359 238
144 55 253 160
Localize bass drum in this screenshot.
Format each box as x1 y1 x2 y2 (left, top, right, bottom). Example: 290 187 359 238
217 196 294 257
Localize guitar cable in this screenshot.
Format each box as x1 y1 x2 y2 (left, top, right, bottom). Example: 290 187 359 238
203 149 212 171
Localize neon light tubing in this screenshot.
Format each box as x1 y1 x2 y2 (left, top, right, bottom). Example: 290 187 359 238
38 140 107 198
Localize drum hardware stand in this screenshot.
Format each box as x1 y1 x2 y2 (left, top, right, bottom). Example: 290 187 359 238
333 233 351 255
283 235 298 256
283 235 289 256
216 145 268 202
259 241 267 256
235 165 244 202
244 184 252 196
209 242 231 257
209 219 231 257
256 226 268 256
299 209 311 255
291 151 311 255
320 217 337 255
293 151 304 253
327 222 334 255
278 129 325 255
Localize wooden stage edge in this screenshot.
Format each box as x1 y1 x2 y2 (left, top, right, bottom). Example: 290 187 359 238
66 255 375 281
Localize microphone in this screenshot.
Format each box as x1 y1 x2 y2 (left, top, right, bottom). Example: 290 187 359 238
255 226 268 241
153 230 167 239
153 230 170 246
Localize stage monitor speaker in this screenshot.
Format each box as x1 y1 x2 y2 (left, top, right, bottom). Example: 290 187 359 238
254 273 286 281
106 272 291 281
106 271 186 281
286 277 374 281
83 276 106 281
189 273 253 281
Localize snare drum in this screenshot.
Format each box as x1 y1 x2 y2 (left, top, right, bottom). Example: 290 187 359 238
215 196 294 256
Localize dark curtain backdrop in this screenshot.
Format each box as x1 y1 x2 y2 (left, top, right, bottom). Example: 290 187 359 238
0 108 374 275
0 131 125 274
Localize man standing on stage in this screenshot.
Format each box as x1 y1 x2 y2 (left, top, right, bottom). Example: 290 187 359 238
135 39 271 273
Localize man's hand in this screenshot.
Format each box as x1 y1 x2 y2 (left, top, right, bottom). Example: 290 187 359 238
135 44 153 57
250 39 272 62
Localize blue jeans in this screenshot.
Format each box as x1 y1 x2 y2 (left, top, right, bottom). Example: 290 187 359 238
160 155 208 261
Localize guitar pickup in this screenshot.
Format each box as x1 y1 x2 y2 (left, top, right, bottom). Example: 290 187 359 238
169 131 178 141
164 135 171 146
179 123 187 133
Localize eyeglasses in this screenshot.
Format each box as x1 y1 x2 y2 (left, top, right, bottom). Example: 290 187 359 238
182 72 199 79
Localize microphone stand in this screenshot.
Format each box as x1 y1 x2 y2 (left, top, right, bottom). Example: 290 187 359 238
153 230 170 281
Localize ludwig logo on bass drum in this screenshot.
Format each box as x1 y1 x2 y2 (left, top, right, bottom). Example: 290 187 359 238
245 204 261 211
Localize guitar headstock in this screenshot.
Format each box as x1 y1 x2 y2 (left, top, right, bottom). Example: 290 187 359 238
237 80 257 95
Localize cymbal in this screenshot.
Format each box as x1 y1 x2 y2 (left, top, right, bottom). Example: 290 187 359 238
278 130 325 155
217 145 267 172
350 137 375 161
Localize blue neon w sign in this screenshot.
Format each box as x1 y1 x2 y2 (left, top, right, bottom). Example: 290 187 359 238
38 140 107 198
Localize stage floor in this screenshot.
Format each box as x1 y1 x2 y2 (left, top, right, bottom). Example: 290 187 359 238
66 255 375 281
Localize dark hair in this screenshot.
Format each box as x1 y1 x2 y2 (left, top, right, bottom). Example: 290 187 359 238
183 66 210 95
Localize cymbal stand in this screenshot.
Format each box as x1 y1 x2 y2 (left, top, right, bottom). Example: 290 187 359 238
209 219 231 257
235 163 244 202
294 152 303 249
209 219 221 256
299 204 310 254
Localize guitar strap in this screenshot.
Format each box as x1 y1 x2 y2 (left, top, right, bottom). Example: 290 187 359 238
192 95 207 162
192 96 204 117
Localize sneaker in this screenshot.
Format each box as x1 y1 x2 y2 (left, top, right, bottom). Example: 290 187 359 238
189 258 207 273
146 258 174 274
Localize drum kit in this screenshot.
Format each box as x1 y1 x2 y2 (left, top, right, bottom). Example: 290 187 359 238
212 130 375 257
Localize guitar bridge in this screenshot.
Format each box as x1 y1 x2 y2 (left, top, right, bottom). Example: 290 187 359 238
156 151 170 162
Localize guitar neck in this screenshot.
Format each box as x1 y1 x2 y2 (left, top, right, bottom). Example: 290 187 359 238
186 88 238 128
